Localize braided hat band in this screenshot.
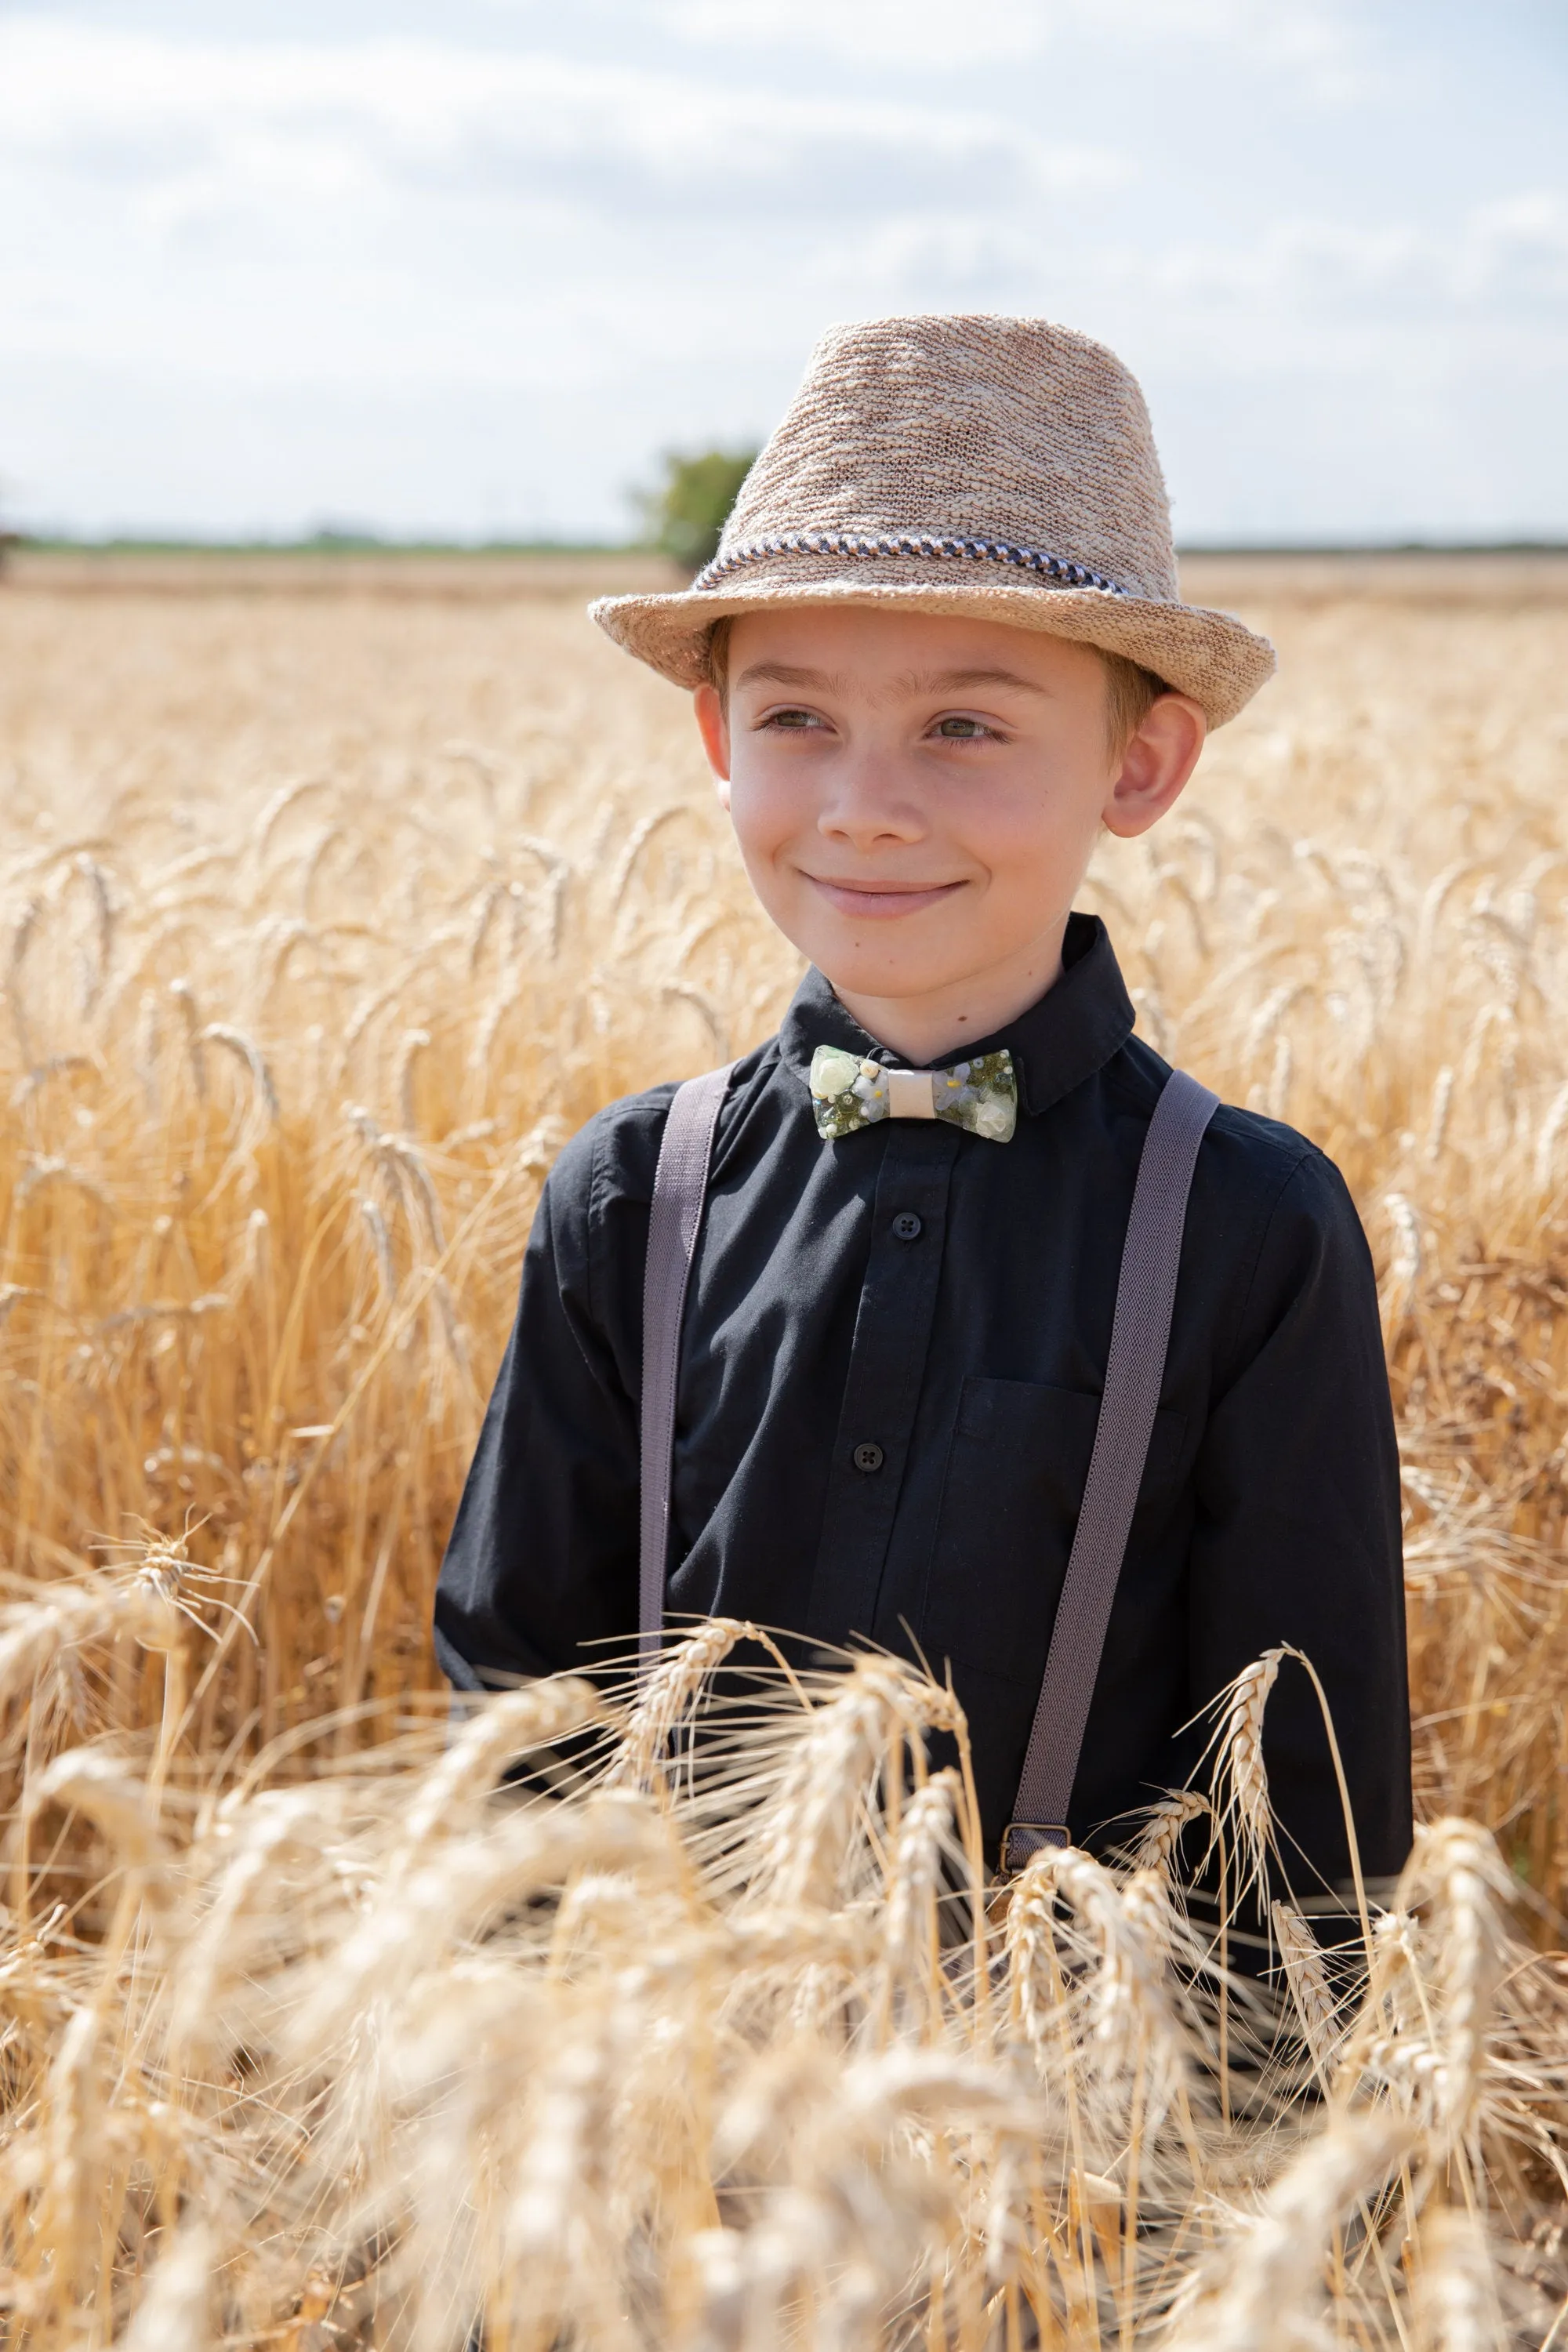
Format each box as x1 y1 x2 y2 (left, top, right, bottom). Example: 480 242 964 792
694 530 1128 600
592 314 1276 730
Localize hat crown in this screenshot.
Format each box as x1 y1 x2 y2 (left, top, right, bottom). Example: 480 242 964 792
721 314 1178 606
589 310 1276 728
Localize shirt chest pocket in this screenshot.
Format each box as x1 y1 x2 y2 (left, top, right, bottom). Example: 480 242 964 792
919 1375 1187 1691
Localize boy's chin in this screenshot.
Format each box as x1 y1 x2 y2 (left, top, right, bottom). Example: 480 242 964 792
762 902 998 1007
809 949 971 1006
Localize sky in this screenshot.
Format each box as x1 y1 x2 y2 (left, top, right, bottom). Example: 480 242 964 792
2 0 1566 545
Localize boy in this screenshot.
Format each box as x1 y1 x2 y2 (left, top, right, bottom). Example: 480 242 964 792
434 315 1411 1905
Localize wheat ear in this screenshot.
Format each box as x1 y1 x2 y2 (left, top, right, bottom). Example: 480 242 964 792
1165 2113 1410 2352
882 1765 962 1994
394 1675 604 1871
609 1616 756 1791
1410 2205 1505 2352
1126 1788 1211 1878
120 2226 214 2352
1209 1648 1283 1896
1408 1818 1514 2148
1272 1900 1341 2080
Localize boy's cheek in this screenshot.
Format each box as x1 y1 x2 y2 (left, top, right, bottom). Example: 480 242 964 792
724 771 808 867
725 807 804 924
737 864 829 967
989 786 1111 886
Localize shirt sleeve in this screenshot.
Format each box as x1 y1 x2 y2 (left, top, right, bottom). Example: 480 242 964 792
432 1106 651 1691
1188 1145 1412 1897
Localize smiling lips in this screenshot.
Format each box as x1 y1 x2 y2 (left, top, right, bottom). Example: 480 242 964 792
804 875 966 919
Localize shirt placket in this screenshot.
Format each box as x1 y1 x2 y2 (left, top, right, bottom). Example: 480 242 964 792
803 1122 958 1644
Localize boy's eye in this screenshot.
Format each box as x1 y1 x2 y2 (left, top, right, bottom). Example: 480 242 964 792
931 715 996 740
759 706 826 731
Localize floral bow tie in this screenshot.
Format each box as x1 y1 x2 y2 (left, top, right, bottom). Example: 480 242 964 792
809 1045 1018 1143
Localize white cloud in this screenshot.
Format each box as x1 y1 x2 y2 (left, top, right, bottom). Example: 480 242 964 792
656 0 1369 93
0 15 1127 400
655 0 1054 66
1456 194 1568 310
0 20 1120 216
1127 201 1568 343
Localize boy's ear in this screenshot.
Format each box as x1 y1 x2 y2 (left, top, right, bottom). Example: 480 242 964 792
1102 692 1207 840
692 683 732 810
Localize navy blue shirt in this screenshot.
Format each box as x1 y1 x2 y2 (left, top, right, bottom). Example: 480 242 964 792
435 915 1411 1888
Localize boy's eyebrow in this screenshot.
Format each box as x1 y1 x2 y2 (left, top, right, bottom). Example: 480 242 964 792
734 661 851 693
733 661 1051 699
907 666 1051 699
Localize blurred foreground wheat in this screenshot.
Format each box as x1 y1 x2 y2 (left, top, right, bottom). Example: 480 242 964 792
5 1615 1568 2349
1 562 1566 2343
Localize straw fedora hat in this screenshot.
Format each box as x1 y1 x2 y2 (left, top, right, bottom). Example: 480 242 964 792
592 314 1275 728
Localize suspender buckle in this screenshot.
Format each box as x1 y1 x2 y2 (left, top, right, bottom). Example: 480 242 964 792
999 1821 1070 1875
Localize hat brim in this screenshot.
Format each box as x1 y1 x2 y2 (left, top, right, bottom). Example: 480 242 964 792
591 574 1275 729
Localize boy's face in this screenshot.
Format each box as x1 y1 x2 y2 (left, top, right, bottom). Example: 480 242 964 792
693 604 1204 1060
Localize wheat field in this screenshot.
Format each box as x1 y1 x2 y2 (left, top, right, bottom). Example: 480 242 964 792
1 554 1566 2347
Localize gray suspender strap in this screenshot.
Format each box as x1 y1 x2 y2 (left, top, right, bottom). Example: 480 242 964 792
1000 1068 1219 1872
638 1063 734 1672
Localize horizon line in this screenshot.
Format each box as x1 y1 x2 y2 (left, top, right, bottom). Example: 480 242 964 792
7 533 1568 561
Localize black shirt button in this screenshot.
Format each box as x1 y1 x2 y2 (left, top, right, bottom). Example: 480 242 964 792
891 1211 923 1242
852 1440 884 1475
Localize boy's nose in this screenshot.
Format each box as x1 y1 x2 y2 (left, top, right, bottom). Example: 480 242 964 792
815 751 927 847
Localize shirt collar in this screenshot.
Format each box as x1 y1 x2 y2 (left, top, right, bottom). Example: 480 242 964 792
775 911 1136 1119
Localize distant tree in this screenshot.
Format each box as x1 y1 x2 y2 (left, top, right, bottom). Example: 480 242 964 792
307 522 387 550
0 475 20 573
640 447 758 574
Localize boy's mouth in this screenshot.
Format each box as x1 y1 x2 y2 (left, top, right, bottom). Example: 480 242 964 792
804 875 965 920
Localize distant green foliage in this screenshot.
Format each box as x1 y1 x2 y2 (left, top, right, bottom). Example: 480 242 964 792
641 447 758 573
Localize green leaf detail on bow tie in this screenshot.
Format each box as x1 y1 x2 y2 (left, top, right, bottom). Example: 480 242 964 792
935 1050 1018 1142
808 1044 1016 1143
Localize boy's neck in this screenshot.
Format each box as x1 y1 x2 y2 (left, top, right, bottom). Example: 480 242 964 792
829 920 1069 1067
